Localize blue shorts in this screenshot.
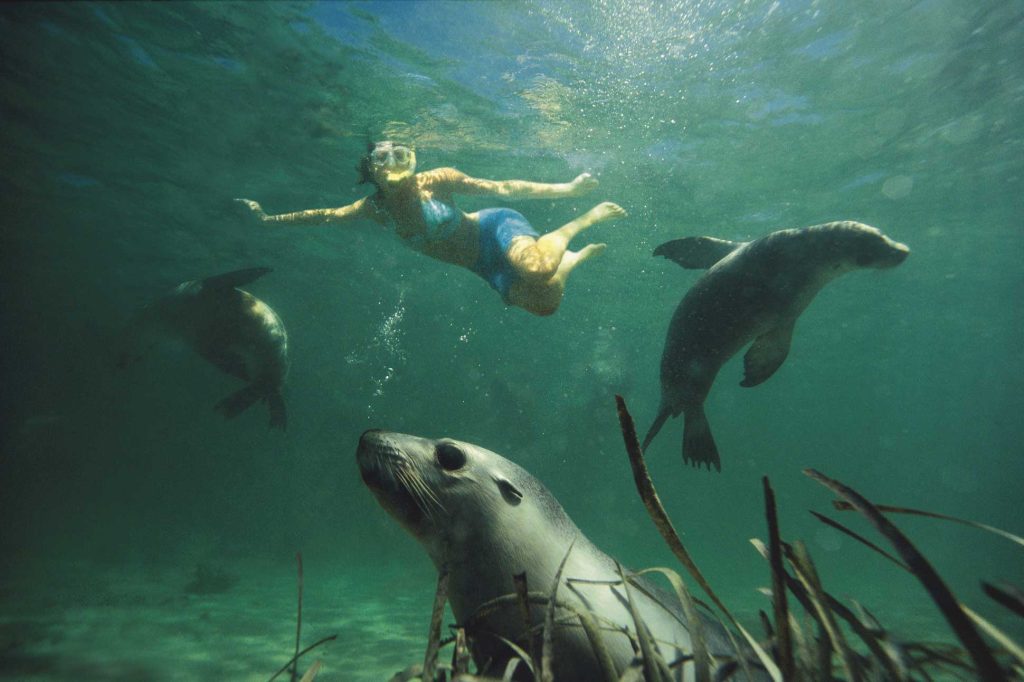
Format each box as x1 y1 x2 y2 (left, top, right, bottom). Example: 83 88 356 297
471 208 539 299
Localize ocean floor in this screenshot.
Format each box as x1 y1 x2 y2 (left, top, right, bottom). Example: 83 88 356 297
0 556 986 681
0 558 431 682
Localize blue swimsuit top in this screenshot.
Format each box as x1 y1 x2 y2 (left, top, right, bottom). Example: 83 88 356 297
403 196 462 247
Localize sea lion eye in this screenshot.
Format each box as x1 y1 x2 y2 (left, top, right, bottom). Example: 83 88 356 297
436 443 466 471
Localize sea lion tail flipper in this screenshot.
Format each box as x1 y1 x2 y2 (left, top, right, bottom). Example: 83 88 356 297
641 407 672 452
267 390 287 430
683 406 721 472
741 321 795 388
201 267 273 291
214 385 263 420
653 237 743 269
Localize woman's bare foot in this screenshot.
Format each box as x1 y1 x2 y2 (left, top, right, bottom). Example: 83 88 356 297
575 242 607 262
549 243 607 287
582 201 627 225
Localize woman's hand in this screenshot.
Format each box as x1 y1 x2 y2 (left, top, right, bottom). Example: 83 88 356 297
567 173 599 197
235 198 270 222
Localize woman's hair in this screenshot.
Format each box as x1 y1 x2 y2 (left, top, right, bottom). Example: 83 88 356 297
356 141 380 190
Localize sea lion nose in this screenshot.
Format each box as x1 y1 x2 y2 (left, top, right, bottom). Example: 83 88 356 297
356 430 384 474
359 429 385 451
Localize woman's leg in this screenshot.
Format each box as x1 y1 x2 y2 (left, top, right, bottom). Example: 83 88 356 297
506 243 607 316
506 201 626 280
536 201 625 260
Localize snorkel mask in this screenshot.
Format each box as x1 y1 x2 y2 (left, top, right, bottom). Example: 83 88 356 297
370 141 416 184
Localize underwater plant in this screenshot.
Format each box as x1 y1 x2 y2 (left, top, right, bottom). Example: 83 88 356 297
267 553 337 682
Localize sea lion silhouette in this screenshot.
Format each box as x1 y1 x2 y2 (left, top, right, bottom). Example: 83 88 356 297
643 221 909 471
118 267 289 428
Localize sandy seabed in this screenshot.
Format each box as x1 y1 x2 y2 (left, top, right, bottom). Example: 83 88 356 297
0 556 982 681
0 559 429 682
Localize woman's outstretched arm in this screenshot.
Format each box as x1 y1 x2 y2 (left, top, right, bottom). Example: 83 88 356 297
235 197 372 225
427 168 599 200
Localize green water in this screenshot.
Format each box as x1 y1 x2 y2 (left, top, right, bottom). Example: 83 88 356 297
1 1 1021 679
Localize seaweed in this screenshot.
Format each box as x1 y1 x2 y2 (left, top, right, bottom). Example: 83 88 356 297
514 571 543 671
267 553 337 682
830 501 1024 549
786 540 861 681
572 596 619 682
983 582 1024 619
634 566 710 682
423 570 451 682
452 628 472 676
615 395 778 682
541 542 574 682
807 511 907 571
750 538 906 680
616 561 670 682
805 468 1007 680
763 477 794 681
293 552 304 681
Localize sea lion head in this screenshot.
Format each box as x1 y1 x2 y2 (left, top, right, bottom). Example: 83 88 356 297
357 430 573 570
815 221 910 270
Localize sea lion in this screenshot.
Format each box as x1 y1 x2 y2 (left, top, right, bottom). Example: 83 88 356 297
357 430 766 681
643 221 909 471
118 267 289 429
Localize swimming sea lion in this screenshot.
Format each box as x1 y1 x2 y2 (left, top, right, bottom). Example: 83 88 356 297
118 267 289 429
642 221 909 471
357 430 766 680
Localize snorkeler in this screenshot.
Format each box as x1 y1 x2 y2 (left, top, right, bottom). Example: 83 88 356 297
236 141 626 316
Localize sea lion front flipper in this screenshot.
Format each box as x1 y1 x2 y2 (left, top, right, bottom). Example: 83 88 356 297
653 237 743 269
196 344 250 381
741 321 795 388
214 385 263 420
200 267 273 291
682 405 721 472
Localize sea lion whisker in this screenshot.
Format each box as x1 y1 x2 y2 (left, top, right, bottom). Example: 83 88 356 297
410 467 448 517
408 465 446 513
375 452 399 485
380 456 426 517
403 465 446 516
396 468 436 521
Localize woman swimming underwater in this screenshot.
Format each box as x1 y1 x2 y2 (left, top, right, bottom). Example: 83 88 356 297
236 141 626 316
